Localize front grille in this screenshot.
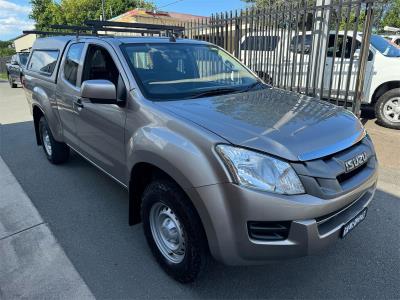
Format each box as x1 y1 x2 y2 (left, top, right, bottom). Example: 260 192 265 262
292 137 376 199
247 221 291 241
336 163 368 184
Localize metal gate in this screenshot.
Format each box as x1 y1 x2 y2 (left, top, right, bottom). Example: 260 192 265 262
181 0 374 115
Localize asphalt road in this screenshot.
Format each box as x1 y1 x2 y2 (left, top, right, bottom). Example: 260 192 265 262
0 82 399 299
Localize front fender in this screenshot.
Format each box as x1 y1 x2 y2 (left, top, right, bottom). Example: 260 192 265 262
126 125 230 253
126 126 228 189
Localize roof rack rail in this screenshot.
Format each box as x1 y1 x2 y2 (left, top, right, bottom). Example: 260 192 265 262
84 20 184 33
22 30 98 36
23 21 185 39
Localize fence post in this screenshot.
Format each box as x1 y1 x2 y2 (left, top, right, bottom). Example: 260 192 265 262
309 0 331 98
353 0 374 117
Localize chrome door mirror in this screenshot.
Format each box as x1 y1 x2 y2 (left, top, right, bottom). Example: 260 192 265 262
81 80 117 104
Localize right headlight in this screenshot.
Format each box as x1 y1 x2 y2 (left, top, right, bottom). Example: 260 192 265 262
216 144 305 195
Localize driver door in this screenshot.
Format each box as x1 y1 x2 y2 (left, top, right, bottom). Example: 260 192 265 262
75 42 128 183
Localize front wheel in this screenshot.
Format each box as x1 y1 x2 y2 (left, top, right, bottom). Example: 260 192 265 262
141 179 208 283
8 74 17 88
38 116 70 164
375 88 400 129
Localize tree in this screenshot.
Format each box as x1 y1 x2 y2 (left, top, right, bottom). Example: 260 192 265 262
30 0 155 29
30 0 61 30
0 41 15 57
242 0 311 7
382 0 400 28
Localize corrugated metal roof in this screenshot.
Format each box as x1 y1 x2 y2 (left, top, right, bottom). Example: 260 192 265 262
110 9 206 22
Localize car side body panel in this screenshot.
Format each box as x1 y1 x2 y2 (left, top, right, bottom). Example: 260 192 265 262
23 73 64 142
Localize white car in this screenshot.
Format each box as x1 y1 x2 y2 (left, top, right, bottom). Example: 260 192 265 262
384 35 400 47
240 32 400 129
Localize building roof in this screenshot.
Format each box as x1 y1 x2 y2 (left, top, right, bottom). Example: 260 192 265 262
11 32 37 41
110 9 206 23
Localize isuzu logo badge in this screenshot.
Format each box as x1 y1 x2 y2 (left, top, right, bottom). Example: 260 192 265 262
344 152 368 173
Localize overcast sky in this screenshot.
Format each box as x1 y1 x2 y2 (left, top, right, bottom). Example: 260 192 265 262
0 0 247 41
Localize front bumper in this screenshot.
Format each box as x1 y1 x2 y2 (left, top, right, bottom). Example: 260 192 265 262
188 164 377 265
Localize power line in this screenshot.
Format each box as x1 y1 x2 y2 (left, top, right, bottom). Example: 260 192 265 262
158 0 186 10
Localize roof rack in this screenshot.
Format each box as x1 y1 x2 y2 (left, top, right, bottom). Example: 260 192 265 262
22 21 185 39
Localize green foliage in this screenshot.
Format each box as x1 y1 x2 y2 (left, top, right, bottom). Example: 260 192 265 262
0 41 15 57
30 0 155 30
338 12 366 32
30 0 59 31
382 0 400 28
242 0 398 31
242 0 312 8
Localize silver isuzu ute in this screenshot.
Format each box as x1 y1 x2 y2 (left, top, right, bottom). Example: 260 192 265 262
23 34 378 283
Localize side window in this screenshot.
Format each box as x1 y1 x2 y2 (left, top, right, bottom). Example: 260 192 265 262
241 36 280 51
28 50 59 75
64 43 84 86
327 35 361 59
290 34 312 54
19 53 29 66
82 45 119 86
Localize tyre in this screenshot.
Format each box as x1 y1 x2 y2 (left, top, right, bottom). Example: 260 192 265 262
8 74 17 88
375 88 400 129
38 116 70 164
141 179 208 283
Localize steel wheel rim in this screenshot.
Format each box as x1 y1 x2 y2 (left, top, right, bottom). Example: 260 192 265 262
42 127 52 156
383 97 400 123
149 202 186 264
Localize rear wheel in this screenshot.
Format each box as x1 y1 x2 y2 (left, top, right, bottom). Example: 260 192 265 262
38 116 69 164
375 88 400 129
8 74 17 88
141 179 208 283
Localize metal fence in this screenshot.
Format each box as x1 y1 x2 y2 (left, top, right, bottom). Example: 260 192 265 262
181 0 374 114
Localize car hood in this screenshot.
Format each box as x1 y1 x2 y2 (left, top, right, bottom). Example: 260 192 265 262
157 88 365 161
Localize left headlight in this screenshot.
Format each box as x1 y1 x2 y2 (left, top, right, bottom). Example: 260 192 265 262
216 144 305 195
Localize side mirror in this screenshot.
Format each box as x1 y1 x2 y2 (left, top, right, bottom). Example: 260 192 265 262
81 80 117 104
11 60 19 65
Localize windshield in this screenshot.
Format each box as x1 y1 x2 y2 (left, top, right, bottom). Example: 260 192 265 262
370 35 400 57
121 43 259 100
19 53 29 66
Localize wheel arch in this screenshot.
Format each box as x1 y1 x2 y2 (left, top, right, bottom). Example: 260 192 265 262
32 105 44 145
371 81 400 105
128 159 194 226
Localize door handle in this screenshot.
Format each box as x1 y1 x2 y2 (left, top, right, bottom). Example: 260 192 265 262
73 98 84 110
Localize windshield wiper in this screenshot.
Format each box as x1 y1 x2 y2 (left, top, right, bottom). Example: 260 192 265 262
188 88 240 99
187 81 267 99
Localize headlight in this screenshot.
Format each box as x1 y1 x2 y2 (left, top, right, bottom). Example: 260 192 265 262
216 145 305 195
